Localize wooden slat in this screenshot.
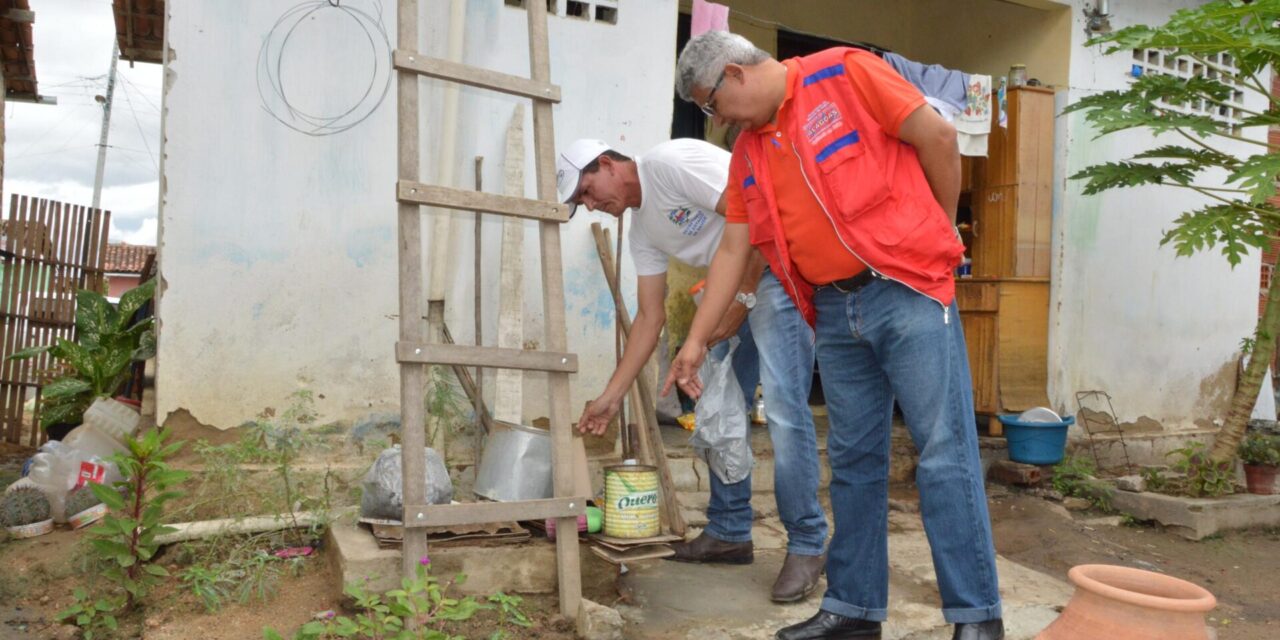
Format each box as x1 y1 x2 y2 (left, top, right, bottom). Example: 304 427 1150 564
392 50 561 103
396 341 577 373
397 181 569 223
401 497 585 529
395 0 430 582
525 0 581 620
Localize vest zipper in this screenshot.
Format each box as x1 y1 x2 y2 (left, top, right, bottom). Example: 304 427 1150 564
745 155 807 314
787 141 948 320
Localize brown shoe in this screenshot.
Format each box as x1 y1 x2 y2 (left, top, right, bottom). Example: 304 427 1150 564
667 531 753 565
771 552 826 602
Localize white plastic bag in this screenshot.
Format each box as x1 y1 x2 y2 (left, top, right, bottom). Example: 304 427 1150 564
690 337 753 484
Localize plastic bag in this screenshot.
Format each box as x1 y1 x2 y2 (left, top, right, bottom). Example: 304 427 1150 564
690 337 753 484
360 445 453 520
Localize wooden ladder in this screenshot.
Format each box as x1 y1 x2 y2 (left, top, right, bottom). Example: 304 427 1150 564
394 0 584 620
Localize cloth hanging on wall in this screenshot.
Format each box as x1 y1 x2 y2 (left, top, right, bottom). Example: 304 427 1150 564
692 0 730 37
883 52 991 157
956 74 993 156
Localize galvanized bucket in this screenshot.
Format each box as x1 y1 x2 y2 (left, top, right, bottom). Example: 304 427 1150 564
603 464 660 538
474 421 553 502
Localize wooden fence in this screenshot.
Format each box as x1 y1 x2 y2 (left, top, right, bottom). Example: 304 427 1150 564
0 195 111 445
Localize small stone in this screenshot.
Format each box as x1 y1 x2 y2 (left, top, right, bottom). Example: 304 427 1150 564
52 624 80 640
146 617 162 629
578 598 624 640
1082 516 1124 527
39 595 50 605
1115 475 1146 493
1063 497 1092 511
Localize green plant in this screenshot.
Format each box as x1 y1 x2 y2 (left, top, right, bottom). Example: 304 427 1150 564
1051 455 1114 511
87 427 188 611
180 564 235 613
55 587 121 640
1238 431 1280 467
8 278 156 429
1 485 51 527
1168 442 1236 497
1140 466 1168 493
263 562 516 640
1063 1 1280 466
66 484 103 518
487 592 532 629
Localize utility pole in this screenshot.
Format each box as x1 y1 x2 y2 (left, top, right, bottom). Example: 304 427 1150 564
92 43 119 211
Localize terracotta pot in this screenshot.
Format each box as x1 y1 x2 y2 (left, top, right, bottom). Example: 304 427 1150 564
1036 564 1215 640
1243 463 1277 495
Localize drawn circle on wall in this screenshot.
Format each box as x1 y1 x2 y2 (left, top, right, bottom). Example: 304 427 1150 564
256 0 392 137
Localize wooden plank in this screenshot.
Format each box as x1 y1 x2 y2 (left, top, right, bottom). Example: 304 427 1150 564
395 0 430 582
472 156 485 440
526 0 581 619
401 497 585 529
397 181 569 223
392 50 561 103
495 105 526 423
396 341 577 373
0 195 22 441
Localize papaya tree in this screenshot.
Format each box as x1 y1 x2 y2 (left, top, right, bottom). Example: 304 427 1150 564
1063 0 1280 465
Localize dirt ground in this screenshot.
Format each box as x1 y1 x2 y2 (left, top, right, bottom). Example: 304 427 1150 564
986 488 1280 640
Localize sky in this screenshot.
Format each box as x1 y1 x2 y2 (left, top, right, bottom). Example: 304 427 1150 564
4 0 163 246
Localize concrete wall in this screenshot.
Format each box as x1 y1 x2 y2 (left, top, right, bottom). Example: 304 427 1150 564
158 0 677 428
1049 0 1273 430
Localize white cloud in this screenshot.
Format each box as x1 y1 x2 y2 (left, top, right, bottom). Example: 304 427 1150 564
4 0 162 241
115 217 157 245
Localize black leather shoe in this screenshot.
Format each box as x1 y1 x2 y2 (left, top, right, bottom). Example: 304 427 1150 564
952 619 1004 640
667 531 753 564
775 610 881 640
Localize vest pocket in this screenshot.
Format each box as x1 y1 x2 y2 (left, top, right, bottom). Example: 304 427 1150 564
815 137 894 228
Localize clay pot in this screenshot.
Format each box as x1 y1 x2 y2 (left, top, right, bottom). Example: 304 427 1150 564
1036 564 1215 640
1243 463 1277 495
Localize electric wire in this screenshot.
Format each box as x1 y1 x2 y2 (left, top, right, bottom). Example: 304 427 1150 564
256 0 392 137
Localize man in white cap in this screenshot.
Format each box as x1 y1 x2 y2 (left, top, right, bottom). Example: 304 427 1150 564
562 137 829 602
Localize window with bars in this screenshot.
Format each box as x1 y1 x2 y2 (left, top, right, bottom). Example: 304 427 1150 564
1130 49 1248 134
504 0 618 24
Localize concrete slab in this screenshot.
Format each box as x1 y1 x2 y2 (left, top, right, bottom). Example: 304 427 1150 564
327 519 617 597
1109 489 1280 540
620 511 1071 640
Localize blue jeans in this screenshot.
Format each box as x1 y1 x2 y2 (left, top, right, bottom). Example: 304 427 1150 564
814 278 1001 624
702 270 829 557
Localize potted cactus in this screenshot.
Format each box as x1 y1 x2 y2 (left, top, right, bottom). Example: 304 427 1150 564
65 485 107 529
1238 432 1280 495
2 485 54 538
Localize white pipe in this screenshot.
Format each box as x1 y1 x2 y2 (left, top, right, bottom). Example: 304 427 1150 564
427 0 468 302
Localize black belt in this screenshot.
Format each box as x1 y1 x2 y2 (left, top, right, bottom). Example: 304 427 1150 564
823 269 881 293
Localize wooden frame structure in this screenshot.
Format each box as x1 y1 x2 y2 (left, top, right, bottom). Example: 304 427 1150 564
394 0 584 619
0 195 111 445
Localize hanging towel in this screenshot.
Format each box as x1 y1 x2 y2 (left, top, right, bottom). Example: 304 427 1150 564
883 52 968 115
692 0 730 37
956 74 993 157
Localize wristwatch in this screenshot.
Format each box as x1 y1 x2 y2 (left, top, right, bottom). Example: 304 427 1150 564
735 291 757 310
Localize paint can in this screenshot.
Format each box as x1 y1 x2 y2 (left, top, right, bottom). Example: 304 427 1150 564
603 464 660 538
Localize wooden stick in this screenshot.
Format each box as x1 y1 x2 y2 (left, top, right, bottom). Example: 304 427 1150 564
473 156 485 444
440 323 496 435
606 227 630 460
589 223 686 536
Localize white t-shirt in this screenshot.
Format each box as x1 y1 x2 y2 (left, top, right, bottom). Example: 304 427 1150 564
628 139 729 276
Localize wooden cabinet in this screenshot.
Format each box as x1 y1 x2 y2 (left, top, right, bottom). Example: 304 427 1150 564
958 87 1056 434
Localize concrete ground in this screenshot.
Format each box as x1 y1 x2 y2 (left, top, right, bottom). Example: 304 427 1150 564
615 510 1068 640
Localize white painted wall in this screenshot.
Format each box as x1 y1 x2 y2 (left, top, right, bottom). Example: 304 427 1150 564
158 0 675 428
1049 0 1273 429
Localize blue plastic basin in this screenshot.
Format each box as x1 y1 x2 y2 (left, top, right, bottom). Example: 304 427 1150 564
998 415 1075 465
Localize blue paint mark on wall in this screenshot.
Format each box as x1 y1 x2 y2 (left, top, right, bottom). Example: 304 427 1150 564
346 226 394 267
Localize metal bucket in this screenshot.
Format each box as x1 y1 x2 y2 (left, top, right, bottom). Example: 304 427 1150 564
474 421 553 502
603 464 660 538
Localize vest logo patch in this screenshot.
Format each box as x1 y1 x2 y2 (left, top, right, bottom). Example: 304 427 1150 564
804 101 843 145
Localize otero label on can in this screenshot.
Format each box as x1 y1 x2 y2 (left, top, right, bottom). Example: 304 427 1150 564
604 465 660 539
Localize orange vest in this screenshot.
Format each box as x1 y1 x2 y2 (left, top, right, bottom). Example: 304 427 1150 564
732 47 964 325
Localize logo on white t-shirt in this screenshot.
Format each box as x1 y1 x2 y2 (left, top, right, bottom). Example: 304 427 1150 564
668 207 709 237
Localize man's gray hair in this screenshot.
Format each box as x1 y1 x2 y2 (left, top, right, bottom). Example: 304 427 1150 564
675 31 771 102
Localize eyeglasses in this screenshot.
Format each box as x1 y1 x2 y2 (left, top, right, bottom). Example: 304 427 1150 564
699 70 727 118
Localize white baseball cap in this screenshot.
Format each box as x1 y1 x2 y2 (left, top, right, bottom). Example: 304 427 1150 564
556 138 613 217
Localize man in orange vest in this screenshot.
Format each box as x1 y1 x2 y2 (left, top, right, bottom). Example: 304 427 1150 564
665 31 1003 640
